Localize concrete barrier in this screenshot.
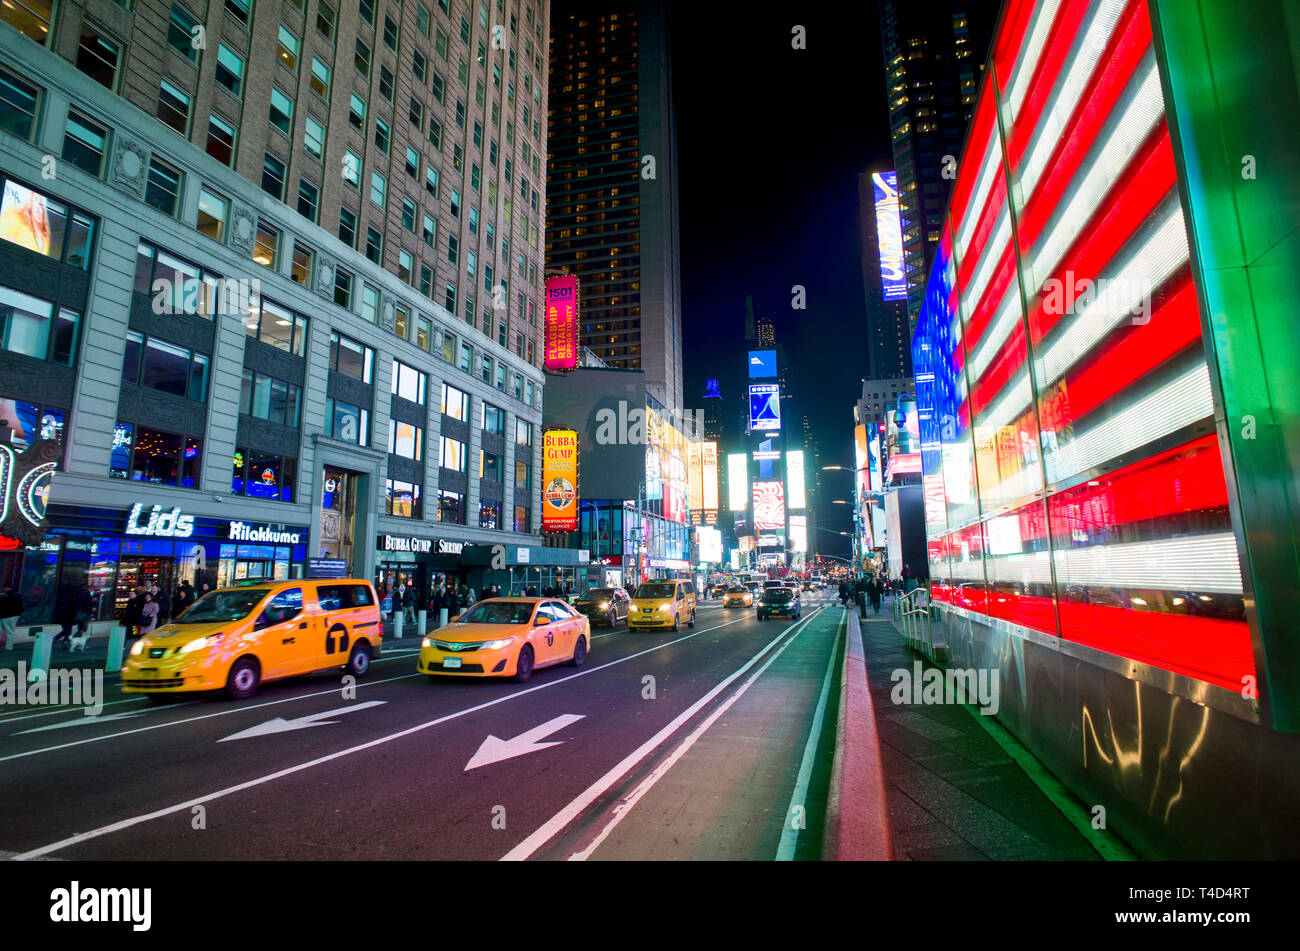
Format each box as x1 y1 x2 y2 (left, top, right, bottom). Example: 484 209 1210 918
822 609 893 860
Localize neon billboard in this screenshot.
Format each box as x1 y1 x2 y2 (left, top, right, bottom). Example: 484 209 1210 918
873 171 906 301
748 383 781 431
543 274 578 371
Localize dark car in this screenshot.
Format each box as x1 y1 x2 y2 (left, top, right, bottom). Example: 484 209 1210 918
757 586 801 620
574 586 631 628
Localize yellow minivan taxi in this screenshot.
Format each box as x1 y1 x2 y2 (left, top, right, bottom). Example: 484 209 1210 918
120 579 382 701
627 580 696 631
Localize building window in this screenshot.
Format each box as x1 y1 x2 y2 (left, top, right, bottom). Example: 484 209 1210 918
370 171 387 208
269 87 294 135
391 360 427 404
261 153 286 199
419 264 433 298
291 241 314 284
405 146 420 179
416 315 432 351
225 0 252 29
515 459 530 490
133 241 223 317
77 27 122 91
379 64 394 101
316 0 337 40
215 45 244 97
121 333 208 400
516 418 532 447
206 113 237 165
110 423 203 487
233 448 297 502
240 369 303 426
253 219 279 268
437 489 464 525
168 5 201 63
398 250 413 284
304 116 326 159
422 214 436 247
386 480 421 518
383 14 398 50
310 57 331 100
374 117 390 154
458 340 472 374
482 402 505 434
355 38 371 78
196 187 228 241
157 80 191 135
338 207 357 247
329 331 374 382
431 73 444 105
324 398 369 446
246 298 309 354
441 383 468 421
333 266 353 308
344 149 361 187
297 178 319 222
440 435 467 473
143 157 183 217
425 166 439 198
388 421 423 461
0 285 80 366
441 331 456 364
479 449 502 482
277 25 301 72
394 305 409 339
0 68 41 142
365 227 382 264
513 506 529 533
361 283 379 323
478 500 501 530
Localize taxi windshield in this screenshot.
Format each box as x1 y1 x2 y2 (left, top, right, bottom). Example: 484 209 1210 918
727 586 747 593
458 601 535 625
174 589 268 623
635 583 676 599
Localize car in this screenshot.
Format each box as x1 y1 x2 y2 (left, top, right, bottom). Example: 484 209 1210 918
574 586 631 627
121 579 382 701
801 580 813 591
743 581 761 599
757 586 801 620
418 597 590 682
628 580 697 631
722 585 754 608
762 580 786 590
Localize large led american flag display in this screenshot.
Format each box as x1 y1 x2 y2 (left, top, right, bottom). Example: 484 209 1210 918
912 0 1252 691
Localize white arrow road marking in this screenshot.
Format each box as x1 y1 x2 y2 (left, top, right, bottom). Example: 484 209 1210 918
465 714 585 771
217 701 387 742
14 711 148 735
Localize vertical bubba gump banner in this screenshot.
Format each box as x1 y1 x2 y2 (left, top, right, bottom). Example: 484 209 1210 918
541 428 579 532
544 274 579 371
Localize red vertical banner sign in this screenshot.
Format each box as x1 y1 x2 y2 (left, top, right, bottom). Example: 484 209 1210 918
544 274 579 371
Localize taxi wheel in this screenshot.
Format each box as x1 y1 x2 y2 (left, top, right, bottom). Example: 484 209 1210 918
345 642 372 678
672 614 680 632
225 657 260 700
570 636 588 667
513 645 535 683
688 610 696 628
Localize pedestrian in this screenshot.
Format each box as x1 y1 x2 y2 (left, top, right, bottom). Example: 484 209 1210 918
51 589 76 648
170 586 185 621
0 583 22 651
870 576 883 615
155 586 170 625
179 580 195 610
75 583 94 637
124 586 144 639
467 586 477 606
139 594 159 636
403 584 417 622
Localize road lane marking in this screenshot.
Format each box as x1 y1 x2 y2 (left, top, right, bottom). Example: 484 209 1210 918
218 701 388 742
15 711 148 735
775 611 846 860
465 714 586 770
500 608 827 861
8 615 750 860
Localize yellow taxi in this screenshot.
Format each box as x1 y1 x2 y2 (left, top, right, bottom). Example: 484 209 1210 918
722 585 754 608
419 597 590 682
627 580 696 632
120 579 382 701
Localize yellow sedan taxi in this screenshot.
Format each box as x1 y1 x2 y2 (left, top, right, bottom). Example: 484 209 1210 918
722 585 754 608
419 597 590 682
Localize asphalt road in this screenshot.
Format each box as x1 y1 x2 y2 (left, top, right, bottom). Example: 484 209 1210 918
0 593 847 861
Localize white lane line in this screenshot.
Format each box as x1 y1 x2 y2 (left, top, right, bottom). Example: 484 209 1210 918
775 611 846 861
8 615 750 861
502 608 827 862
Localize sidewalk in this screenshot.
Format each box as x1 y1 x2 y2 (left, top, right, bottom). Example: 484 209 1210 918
853 597 1101 860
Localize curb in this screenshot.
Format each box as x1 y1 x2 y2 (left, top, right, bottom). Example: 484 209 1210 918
822 608 893 860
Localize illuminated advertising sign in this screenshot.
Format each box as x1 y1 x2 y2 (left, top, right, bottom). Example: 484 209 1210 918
752 481 786 531
702 442 719 514
786 450 806 509
873 171 906 301
790 515 807 553
869 434 883 492
687 442 703 522
699 526 722 563
543 275 579 371
752 449 780 461
748 383 781 431
747 350 776 378
727 453 748 511
541 428 579 531
0 181 57 256
730 549 741 570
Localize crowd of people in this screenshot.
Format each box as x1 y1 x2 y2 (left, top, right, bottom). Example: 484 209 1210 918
837 565 922 617
378 579 581 625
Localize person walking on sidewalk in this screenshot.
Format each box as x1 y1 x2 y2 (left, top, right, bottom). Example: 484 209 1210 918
124 586 144 640
139 593 160 636
0 584 22 650
869 576 883 615
74 583 94 637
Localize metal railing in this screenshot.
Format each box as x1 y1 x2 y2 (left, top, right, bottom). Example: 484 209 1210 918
895 587 946 661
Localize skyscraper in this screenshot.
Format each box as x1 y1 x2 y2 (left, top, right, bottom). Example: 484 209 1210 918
879 0 999 321
546 0 683 412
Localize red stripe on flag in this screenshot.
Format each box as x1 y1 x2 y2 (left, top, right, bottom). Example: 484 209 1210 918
955 172 1009 293
961 245 1017 352
949 76 1000 233
1005 0 1095 169
993 0 1041 96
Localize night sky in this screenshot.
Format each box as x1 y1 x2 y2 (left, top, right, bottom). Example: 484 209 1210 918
670 4 895 557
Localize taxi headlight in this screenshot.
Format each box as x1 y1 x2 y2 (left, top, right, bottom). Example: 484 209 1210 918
129 639 146 656
599 601 610 609
421 636 435 648
481 637 516 650
659 603 672 613
178 633 224 655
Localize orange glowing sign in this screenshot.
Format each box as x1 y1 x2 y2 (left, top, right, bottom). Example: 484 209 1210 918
541 428 579 531
544 275 579 371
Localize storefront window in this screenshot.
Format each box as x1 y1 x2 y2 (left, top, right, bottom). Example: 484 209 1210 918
319 467 359 571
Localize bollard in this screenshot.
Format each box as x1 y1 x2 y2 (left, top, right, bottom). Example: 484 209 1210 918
417 609 427 638
394 612 404 640
29 630 53 683
106 625 127 672
439 608 449 628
